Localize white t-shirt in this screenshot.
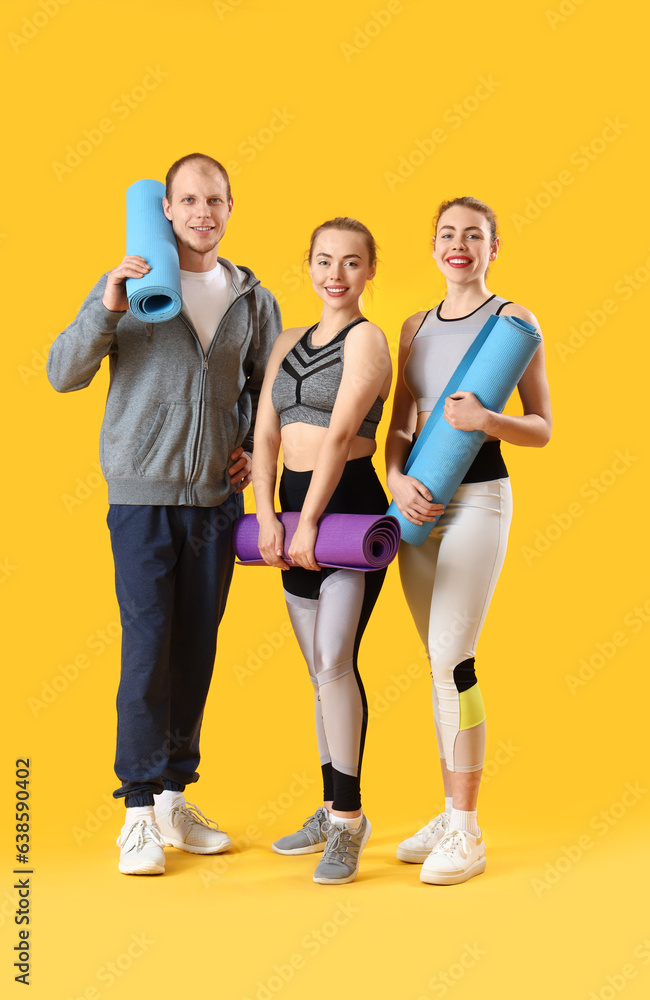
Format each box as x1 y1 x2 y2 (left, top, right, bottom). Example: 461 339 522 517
180 262 235 354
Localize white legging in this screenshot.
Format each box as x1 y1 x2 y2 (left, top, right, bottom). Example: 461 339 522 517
398 478 513 772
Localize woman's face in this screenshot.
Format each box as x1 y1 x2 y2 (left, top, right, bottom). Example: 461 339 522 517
309 229 375 310
432 205 498 284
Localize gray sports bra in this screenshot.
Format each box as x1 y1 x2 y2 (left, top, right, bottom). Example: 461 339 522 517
271 317 384 439
403 295 511 413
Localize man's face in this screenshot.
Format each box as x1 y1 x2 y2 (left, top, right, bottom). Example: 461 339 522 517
163 163 233 260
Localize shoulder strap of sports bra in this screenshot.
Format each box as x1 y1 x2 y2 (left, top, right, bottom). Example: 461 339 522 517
337 316 366 340
308 316 367 349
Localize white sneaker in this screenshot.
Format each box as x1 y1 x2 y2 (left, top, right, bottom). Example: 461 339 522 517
117 817 166 875
155 796 232 855
420 828 486 885
396 812 450 863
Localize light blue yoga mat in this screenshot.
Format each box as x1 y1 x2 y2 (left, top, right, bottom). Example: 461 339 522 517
388 313 541 546
125 179 182 323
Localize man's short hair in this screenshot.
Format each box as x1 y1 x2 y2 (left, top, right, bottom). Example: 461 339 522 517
165 153 232 203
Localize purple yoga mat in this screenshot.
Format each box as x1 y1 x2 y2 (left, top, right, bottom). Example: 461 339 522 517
233 513 401 571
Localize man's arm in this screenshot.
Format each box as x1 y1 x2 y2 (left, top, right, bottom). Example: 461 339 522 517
47 274 122 393
47 256 150 393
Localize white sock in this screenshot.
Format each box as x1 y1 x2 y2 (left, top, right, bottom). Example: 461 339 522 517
449 808 480 837
328 811 362 830
124 806 155 827
444 797 453 816
154 789 184 811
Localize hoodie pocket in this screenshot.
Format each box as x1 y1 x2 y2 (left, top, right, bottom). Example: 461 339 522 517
133 402 195 479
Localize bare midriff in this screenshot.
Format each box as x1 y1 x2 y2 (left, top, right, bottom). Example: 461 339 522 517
281 422 377 473
415 410 498 442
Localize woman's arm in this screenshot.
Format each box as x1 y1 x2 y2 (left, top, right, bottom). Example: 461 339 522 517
287 322 392 570
442 303 552 447
251 328 304 569
385 314 444 525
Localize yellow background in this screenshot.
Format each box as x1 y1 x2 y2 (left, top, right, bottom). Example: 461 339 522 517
2 0 648 997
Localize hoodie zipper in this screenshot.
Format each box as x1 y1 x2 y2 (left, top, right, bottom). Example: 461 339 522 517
181 280 260 505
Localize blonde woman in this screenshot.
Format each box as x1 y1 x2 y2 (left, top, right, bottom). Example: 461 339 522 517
252 217 391 884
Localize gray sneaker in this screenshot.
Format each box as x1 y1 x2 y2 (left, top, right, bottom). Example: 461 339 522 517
272 807 330 855
312 816 371 884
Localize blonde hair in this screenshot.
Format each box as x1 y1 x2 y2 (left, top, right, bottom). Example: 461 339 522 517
307 217 378 267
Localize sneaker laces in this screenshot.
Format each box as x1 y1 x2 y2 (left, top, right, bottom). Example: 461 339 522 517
415 814 447 841
169 801 221 831
435 829 473 858
117 818 166 849
302 809 328 841
321 824 356 866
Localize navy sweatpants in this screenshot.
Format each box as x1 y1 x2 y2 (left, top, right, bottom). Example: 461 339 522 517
107 495 242 807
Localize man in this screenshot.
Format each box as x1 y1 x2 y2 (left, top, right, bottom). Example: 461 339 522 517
48 153 281 875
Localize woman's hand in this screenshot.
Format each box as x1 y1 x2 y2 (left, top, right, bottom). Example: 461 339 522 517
257 516 290 570
443 391 489 432
388 472 444 526
287 520 321 571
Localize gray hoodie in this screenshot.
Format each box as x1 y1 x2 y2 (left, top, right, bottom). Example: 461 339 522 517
48 258 281 506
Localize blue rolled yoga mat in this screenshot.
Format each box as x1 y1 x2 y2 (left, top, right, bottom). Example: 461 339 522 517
125 179 182 323
387 313 541 547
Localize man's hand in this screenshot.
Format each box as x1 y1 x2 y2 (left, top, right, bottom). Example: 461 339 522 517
103 255 151 312
229 447 252 493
